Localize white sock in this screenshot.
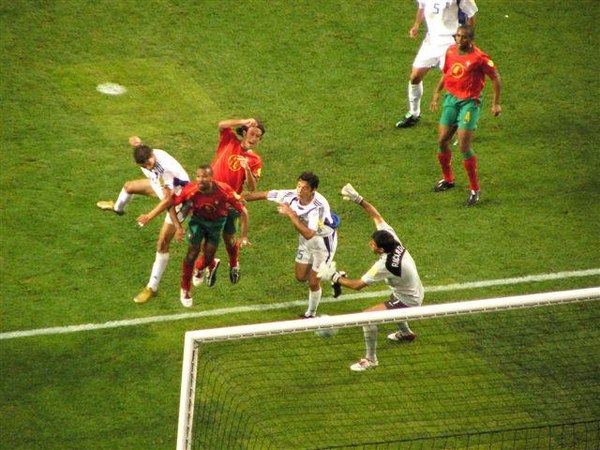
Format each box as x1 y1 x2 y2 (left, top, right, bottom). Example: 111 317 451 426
363 325 378 361
408 81 423 117
306 288 322 316
397 321 413 335
114 188 133 213
147 252 169 291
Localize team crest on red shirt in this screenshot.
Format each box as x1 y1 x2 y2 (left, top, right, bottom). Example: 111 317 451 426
450 63 465 79
227 154 242 171
199 201 218 213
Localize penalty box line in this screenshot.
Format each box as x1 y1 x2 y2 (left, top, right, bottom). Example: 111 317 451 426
1 268 599 341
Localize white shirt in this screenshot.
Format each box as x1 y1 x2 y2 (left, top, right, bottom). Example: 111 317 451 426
140 149 189 199
360 221 424 306
266 190 335 238
418 0 478 44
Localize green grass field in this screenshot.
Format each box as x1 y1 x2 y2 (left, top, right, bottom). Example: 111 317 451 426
1 1 599 448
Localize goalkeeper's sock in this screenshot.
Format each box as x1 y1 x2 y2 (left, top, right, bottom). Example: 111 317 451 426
147 251 169 291
181 260 194 291
306 288 322 316
114 188 133 213
363 325 378 361
226 242 239 268
397 321 413 336
462 153 479 191
437 149 454 183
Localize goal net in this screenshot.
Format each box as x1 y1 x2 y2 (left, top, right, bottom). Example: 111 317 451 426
177 287 600 449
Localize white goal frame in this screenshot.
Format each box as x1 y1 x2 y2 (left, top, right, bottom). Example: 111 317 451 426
176 287 600 449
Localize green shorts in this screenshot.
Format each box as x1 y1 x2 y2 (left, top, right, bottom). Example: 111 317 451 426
439 93 482 130
223 208 239 235
186 216 227 246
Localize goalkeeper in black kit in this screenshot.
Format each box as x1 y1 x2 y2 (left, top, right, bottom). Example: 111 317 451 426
318 184 425 372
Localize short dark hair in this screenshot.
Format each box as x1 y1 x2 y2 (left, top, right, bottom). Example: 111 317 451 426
371 230 398 253
133 145 153 165
236 119 266 137
457 24 475 40
298 171 319 190
197 164 213 175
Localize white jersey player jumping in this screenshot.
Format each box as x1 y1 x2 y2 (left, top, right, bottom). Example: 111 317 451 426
97 137 190 305
318 184 424 372
396 0 478 128
245 171 338 318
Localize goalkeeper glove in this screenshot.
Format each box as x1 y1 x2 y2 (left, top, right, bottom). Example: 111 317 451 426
331 271 346 284
341 183 363 204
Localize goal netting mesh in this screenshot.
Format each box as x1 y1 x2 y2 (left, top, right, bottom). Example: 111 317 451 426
177 288 600 449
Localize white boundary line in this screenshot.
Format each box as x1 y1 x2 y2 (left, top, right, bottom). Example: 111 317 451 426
2 268 599 341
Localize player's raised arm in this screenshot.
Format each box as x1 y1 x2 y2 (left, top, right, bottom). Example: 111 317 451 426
341 184 384 226
218 118 257 131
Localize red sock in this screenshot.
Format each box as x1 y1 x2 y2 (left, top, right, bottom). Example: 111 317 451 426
194 242 207 269
181 260 194 290
226 242 239 267
437 151 454 183
463 155 479 191
194 255 206 270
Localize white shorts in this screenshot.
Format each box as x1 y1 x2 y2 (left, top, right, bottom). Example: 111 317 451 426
412 35 454 70
295 233 337 270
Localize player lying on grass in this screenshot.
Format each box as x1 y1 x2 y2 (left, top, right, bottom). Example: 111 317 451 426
318 184 424 372
96 136 190 305
138 164 250 307
244 171 338 319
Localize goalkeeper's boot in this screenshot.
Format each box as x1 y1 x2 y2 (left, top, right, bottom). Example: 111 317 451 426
229 264 241 284
205 258 221 287
96 200 124 215
387 331 416 343
433 179 455 192
350 358 379 372
192 267 205 287
300 312 317 319
134 287 156 304
332 282 342 298
180 288 193 308
466 189 480 207
395 113 420 129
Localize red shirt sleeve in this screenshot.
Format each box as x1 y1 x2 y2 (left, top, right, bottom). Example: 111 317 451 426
172 182 197 206
218 128 238 153
218 181 245 213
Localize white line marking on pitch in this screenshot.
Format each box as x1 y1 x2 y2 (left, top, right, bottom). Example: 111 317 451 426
1 268 599 341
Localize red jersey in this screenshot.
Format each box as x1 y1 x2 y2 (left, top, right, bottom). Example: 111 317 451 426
211 128 262 194
172 180 245 221
442 44 498 100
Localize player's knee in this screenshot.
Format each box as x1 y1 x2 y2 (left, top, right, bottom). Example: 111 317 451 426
156 240 170 253
123 181 136 194
223 234 236 248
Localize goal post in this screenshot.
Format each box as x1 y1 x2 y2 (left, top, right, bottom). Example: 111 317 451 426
176 287 600 449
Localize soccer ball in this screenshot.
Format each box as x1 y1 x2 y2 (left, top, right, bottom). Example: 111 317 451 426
315 315 339 338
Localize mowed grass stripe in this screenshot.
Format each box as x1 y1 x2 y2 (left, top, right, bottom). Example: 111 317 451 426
2 268 598 340
54 58 220 143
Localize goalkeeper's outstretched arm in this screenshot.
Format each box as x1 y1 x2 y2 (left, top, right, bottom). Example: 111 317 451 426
340 183 384 226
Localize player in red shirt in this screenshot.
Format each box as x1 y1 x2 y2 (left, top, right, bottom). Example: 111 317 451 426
200 118 265 284
160 164 249 307
430 24 502 207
